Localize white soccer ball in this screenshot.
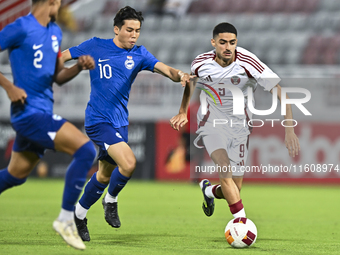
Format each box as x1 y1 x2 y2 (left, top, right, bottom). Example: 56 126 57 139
224 217 257 248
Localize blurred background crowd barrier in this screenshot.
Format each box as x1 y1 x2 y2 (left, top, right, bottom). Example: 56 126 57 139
1 0 340 183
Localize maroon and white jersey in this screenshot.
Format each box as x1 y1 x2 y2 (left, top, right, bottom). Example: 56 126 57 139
191 46 280 139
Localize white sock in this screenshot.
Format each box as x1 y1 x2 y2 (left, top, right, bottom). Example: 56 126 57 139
57 208 73 222
105 193 118 203
233 208 246 218
205 186 214 198
205 185 220 199
75 202 88 220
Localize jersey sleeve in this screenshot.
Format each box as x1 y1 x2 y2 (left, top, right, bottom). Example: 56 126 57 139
0 18 26 51
190 51 215 77
236 48 280 91
69 37 94 59
140 46 159 71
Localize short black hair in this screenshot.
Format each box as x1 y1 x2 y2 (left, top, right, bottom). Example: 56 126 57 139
213 23 237 38
113 6 144 29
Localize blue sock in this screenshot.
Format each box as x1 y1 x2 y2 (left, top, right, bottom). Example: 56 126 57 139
108 167 130 197
79 172 107 209
62 141 96 211
0 168 27 194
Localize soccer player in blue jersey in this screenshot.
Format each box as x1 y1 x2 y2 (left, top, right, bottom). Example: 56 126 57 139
0 0 97 250
61 6 193 241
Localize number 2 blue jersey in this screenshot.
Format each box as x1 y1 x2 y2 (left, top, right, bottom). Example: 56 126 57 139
0 14 62 123
69 38 159 128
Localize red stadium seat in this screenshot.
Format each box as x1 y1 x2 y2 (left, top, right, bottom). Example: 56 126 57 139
207 0 231 13
265 0 287 13
187 0 209 13
321 48 337 65
302 47 318 64
301 0 319 13
248 0 268 13
284 0 305 13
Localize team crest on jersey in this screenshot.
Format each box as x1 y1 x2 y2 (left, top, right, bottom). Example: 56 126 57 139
125 56 134 70
51 35 59 53
231 75 241 85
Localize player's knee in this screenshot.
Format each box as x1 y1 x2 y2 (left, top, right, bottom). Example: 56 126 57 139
74 141 96 164
122 157 136 175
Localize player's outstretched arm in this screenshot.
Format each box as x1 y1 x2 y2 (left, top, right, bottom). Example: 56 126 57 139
170 77 197 131
272 84 301 157
153 62 195 87
54 49 95 85
0 46 27 104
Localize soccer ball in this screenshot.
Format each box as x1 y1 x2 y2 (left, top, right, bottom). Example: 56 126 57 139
224 217 257 248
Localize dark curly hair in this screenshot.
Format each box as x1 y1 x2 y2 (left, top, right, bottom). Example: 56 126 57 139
113 6 144 29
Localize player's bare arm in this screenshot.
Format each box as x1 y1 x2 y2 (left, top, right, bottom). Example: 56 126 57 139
272 84 300 157
153 62 193 87
54 50 95 85
170 77 197 131
0 46 27 104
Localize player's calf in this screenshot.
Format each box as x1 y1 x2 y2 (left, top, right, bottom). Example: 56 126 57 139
0 168 27 194
61 141 96 211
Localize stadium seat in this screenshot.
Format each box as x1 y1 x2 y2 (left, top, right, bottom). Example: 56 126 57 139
310 12 331 32
207 0 232 13
269 14 289 31
318 0 339 12
265 0 286 13
187 0 209 13
265 47 283 65
196 14 218 31
232 15 254 32
284 0 304 13
178 15 199 32
287 15 308 31
159 15 178 32
215 14 235 27
227 0 249 13
302 46 319 65
321 48 337 65
101 0 119 16
329 35 340 50
248 0 268 13
301 0 319 13
336 50 340 64
92 16 114 33
143 15 161 32
329 16 340 32
251 15 271 31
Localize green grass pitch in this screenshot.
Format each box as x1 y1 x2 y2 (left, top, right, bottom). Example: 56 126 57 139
0 179 339 255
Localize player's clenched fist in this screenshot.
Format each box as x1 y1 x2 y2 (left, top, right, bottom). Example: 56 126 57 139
77 55 95 70
6 84 27 104
178 71 196 87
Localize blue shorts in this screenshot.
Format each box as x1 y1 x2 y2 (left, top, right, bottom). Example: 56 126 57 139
85 123 128 165
11 113 67 158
